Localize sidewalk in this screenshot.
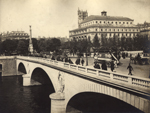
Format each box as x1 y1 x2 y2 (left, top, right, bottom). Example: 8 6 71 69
71 57 150 78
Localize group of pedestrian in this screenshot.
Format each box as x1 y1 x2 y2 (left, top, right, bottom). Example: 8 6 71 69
51 55 73 64
75 57 85 66
94 61 107 70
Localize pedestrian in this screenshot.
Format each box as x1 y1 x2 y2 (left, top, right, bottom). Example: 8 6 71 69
68 58 73 64
94 62 100 69
51 55 55 60
101 61 107 70
81 58 85 66
127 63 133 75
65 57 68 62
75 58 80 65
110 60 115 72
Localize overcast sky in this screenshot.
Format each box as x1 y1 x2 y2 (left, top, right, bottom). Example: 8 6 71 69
0 0 150 38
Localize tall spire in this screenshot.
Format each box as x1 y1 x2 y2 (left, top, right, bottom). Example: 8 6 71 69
29 25 33 55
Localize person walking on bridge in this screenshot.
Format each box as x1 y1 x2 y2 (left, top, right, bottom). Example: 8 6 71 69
81 58 85 66
110 60 115 72
127 63 133 75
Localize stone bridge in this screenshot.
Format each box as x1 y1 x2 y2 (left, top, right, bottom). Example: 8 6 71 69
1 56 150 113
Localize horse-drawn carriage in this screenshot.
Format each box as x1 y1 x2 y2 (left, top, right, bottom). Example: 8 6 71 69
130 53 150 65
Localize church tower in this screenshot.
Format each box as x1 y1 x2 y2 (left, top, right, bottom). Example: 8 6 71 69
28 25 33 55
78 8 88 28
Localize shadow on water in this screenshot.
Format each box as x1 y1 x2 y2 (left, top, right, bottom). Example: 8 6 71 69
0 75 55 113
66 92 144 113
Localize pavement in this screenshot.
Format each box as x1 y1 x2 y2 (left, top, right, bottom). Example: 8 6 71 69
70 57 150 78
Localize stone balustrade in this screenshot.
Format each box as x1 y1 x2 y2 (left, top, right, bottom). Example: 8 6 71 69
16 56 150 89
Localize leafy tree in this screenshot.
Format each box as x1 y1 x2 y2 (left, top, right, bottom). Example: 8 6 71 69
93 34 100 49
1 39 18 55
37 38 47 52
17 40 29 55
32 38 39 52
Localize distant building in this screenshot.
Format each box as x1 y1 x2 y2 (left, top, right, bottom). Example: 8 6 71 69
137 22 150 39
69 9 140 42
0 31 29 41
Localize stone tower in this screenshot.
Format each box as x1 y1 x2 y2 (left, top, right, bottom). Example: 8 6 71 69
28 25 33 55
78 8 88 28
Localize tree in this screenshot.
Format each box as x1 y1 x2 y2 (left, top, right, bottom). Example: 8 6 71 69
46 38 61 52
32 38 39 52
17 40 29 55
93 34 100 49
1 39 18 55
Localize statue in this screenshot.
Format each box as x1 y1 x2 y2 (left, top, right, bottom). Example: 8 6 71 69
57 71 65 93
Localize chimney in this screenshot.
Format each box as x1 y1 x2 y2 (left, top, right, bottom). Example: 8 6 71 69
101 11 107 16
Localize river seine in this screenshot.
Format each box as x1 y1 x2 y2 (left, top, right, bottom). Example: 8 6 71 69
0 72 144 113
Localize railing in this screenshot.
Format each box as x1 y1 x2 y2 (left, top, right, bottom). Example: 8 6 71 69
16 56 150 89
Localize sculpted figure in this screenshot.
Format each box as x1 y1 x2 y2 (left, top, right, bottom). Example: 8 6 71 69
57 72 65 93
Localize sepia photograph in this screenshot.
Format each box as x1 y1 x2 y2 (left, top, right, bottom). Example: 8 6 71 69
0 0 150 113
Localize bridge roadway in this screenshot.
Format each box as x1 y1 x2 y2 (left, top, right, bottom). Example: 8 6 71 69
1 56 150 113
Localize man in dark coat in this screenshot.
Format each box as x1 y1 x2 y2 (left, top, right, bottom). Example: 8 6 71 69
81 58 85 66
94 62 100 69
110 60 115 72
75 58 80 65
127 63 133 75
101 61 107 70
68 58 73 64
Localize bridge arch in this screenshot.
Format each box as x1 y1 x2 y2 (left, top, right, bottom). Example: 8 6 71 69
30 67 58 92
18 62 27 74
66 92 143 113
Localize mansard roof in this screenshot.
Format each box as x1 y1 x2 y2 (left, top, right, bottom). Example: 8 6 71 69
80 15 134 24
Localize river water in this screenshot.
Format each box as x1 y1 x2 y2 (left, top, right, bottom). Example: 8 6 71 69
0 72 144 113
0 73 53 113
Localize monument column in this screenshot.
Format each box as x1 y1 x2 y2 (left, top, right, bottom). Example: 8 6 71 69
28 25 33 55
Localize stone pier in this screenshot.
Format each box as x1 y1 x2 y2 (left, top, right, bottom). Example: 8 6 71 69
22 74 31 86
49 92 65 113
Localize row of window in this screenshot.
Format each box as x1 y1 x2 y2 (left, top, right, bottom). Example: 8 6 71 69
81 20 133 27
95 28 139 32
73 33 137 39
70 28 139 35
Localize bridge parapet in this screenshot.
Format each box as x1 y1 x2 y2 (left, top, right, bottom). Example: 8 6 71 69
16 56 150 90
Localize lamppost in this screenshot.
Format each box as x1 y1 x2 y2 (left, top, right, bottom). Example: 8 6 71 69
86 37 89 66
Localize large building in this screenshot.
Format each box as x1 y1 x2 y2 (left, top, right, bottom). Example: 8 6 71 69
0 31 29 42
69 9 140 42
137 22 150 39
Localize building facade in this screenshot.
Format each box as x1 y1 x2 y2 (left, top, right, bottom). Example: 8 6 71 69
69 9 140 42
0 31 29 42
137 22 150 39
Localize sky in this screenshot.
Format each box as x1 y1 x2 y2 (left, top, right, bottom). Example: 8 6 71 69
0 0 150 38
